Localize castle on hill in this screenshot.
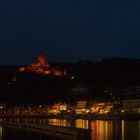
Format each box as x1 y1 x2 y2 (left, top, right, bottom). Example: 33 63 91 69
19 52 67 77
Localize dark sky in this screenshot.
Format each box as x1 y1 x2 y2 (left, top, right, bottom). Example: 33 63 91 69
0 0 140 64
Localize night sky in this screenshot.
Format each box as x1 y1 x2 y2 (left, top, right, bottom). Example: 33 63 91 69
0 0 140 64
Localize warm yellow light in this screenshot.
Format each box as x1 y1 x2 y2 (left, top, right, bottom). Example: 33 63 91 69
98 103 105 106
71 76 75 80
0 106 3 109
39 105 42 108
91 107 99 113
122 120 125 140
75 119 89 129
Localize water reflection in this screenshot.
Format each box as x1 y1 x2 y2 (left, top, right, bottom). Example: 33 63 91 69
91 121 114 140
46 119 140 140
48 119 71 127
123 120 140 140
75 119 89 129
90 120 140 140
139 121 140 140
0 127 2 140
122 120 124 140
0 119 140 140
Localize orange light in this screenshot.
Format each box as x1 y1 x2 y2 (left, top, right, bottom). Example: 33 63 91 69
19 67 25 72
18 53 67 77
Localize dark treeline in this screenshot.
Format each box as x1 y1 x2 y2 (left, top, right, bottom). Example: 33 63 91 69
59 58 140 87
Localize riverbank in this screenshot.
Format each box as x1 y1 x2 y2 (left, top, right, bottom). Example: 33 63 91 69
0 114 140 120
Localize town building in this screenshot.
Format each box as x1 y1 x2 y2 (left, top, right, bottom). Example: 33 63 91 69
121 99 140 114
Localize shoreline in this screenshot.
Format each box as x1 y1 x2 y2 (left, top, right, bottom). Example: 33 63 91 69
0 114 140 120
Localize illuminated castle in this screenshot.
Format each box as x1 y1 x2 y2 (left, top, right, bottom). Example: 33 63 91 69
19 52 67 77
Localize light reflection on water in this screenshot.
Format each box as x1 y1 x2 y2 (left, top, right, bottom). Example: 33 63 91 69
0 127 2 140
47 119 140 140
1 119 140 140
122 120 124 140
91 120 118 140
75 119 89 129
48 119 71 127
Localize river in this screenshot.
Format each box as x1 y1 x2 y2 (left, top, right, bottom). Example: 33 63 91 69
0 119 140 140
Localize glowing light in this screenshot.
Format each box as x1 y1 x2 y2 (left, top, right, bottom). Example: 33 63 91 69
48 119 70 127
19 67 25 72
39 105 42 108
91 107 99 113
0 127 2 140
122 120 125 140
98 103 105 106
60 104 67 111
19 52 67 77
75 119 89 129
0 106 3 109
105 121 108 140
86 110 90 113
71 76 75 80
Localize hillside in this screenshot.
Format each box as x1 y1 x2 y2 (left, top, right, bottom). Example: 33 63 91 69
0 58 140 103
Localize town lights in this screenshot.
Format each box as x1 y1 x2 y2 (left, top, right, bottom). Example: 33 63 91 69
71 76 75 80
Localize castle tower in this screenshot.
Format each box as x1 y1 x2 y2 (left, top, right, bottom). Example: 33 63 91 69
37 52 48 66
